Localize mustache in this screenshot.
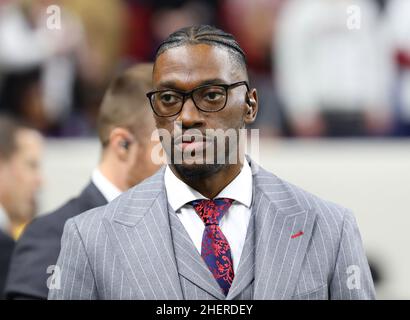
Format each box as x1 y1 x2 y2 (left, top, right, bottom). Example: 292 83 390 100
155 126 241 149
173 132 210 144
171 127 220 144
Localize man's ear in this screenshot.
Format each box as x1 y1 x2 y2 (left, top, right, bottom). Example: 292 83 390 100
109 128 134 161
244 88 258 125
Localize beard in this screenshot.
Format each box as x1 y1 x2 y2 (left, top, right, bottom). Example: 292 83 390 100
159 124 244 181
172 162 227 180
167 136 240 181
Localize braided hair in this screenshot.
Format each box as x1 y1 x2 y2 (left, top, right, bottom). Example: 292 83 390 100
155 25 247 71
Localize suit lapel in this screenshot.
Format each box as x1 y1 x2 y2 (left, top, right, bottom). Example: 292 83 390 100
250 160 317 300
169 207 226 300
103 168 184 299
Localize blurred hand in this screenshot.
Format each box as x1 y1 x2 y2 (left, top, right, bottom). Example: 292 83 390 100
290 113 326 137
364 110 393 136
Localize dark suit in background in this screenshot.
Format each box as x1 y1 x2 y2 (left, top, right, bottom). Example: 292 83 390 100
0 230 14 299
4 183 107 299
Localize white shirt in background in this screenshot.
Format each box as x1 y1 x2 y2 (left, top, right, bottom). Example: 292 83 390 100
91 168 122 203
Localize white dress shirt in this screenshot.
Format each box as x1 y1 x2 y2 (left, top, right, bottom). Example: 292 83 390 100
164 160 253 272
91 168 122 203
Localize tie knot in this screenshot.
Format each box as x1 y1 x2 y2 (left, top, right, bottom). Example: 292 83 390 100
190 198 233 225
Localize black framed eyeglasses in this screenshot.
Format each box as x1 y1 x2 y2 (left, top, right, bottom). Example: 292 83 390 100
146 81 249 117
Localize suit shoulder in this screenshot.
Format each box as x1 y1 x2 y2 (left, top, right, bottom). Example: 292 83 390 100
67 202 110 235
273 175 349 227
70 168 165 231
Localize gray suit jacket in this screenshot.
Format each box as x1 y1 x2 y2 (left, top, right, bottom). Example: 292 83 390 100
48 159 375 300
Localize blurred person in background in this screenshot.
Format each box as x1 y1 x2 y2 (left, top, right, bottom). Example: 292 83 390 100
0 0 68 72
275 0 392 137
383 0 410 136
0 0 91 135
4 63 160 300
149 0 215 65
62 0 126 136
121 0 154 65
0 115 44 240
0 115 43 297
220 0 287 136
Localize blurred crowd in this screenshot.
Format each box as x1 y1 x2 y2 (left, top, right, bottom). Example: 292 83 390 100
0 0 409 138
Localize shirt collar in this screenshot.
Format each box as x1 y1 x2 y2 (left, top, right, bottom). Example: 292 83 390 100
164 159 253 212
91 168 122 203
0 203 10 234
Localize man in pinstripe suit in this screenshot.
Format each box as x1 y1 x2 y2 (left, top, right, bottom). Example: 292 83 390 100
49 25 375 300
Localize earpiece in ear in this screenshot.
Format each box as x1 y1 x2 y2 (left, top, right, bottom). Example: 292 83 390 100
121 140 130 150
246 95 253 115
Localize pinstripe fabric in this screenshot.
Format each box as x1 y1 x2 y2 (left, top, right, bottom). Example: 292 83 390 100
168 205 255 300
48 158 375 300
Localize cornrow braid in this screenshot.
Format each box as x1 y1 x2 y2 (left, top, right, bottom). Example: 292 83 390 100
155 25 247 70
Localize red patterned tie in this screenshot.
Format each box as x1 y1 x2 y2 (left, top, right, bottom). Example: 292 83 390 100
190 198 234 296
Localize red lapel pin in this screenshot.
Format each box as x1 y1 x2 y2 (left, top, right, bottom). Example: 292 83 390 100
291 231 304 239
